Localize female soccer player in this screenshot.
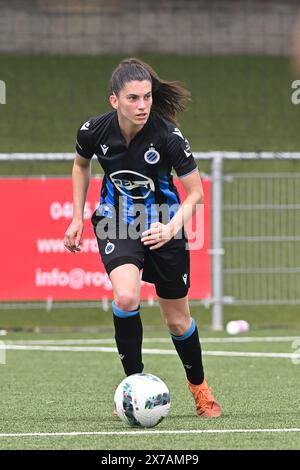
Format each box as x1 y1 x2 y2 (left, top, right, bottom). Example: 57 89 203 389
64 58 221 418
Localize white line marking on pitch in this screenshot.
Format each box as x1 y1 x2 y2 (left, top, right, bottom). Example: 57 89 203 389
4 344 300 359
1 428 300 438
5 336 300 345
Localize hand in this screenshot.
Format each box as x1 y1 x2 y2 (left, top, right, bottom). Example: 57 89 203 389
64 219 84 253
141 222 173 250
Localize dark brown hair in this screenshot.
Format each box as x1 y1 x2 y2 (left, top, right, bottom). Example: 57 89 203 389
110 57 190 125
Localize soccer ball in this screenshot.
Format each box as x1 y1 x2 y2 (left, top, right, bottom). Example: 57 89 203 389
114 373 170 428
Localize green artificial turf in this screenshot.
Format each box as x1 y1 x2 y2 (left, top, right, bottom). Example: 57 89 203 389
1 54 300 156
1 304 300 331
0 328 299 450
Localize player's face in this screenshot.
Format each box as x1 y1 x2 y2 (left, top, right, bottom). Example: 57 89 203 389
110 80 152 128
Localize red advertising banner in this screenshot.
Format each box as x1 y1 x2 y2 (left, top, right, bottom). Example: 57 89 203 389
0 177 211 301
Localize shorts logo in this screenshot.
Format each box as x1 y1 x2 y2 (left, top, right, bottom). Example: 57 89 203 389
110 170 155 200
105 241 115 255
182 273 188 285
100 144 109 155
144 145 160 165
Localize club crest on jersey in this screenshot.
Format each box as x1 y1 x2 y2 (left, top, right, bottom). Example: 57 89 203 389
144 145 160 165
105 241 115 255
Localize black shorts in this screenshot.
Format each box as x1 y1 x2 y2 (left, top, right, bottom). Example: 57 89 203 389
91 211 190 299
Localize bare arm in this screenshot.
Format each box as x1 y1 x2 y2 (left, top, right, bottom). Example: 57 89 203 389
168 170 204 236
141 170 204 250
64 154 92 253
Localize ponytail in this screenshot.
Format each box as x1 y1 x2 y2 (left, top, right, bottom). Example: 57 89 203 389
110 57 191 125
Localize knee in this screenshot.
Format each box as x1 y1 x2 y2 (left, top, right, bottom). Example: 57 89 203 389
164 313 192 336
114 293 140 312
167 321 183 336
166 318 191 336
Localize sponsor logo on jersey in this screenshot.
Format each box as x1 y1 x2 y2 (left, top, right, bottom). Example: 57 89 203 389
100 144 109 155
110 170 155 200
105 241 115 255
144 145 160 164
80 121 90 130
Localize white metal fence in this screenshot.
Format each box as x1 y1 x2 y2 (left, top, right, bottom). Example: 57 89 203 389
1 152 300 330
223 172 300 304
209 153 300 330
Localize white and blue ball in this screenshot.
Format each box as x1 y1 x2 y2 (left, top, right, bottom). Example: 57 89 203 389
114 373 170 428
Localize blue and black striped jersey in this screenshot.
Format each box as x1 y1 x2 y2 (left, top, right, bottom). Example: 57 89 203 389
75 110 198 227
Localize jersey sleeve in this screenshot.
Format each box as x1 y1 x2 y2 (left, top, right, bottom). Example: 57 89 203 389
75 119 95 159
166 127 198 178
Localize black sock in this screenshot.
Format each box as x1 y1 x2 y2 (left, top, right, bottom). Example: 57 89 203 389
112 302 143 376
171 319 204 385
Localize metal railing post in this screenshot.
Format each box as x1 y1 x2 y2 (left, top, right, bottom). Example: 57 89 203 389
211 153 224 330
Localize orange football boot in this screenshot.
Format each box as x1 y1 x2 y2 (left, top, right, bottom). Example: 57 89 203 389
188 379 221 418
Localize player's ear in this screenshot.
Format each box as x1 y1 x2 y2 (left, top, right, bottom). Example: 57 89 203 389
109 93 118 110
